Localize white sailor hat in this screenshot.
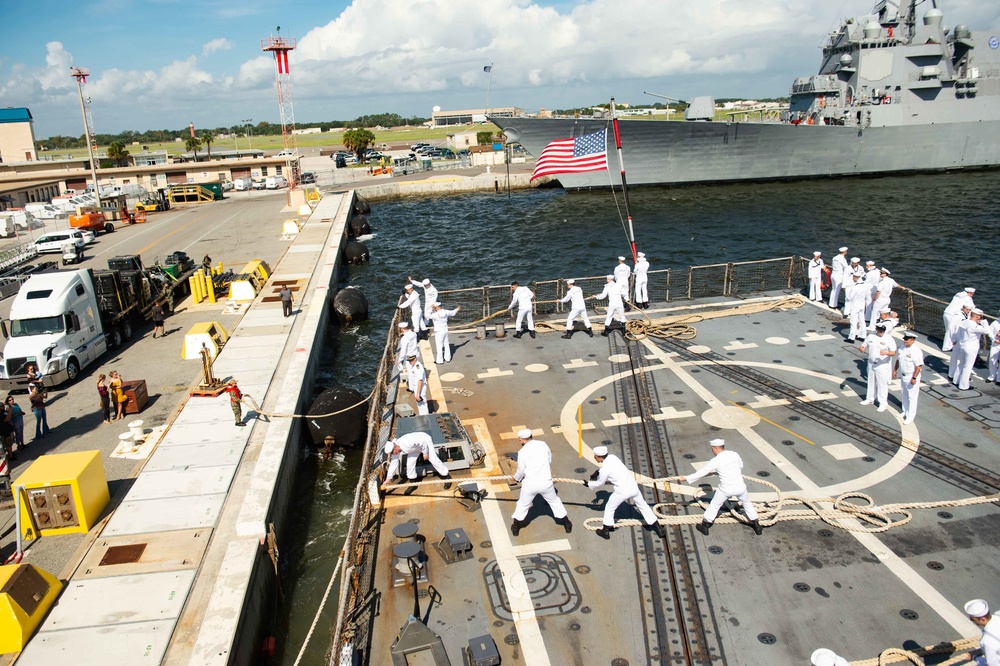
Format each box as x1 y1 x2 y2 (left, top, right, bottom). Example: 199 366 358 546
637 252 645 258
813 251 821 256
404 283 414 290
866 260 875 265
965 599 990 617
618 256 626 261
606 274 615 280
422 278 431 285
839 246 848 252
965 287 976 293
972 308 984 315
902 331 916 340
517 428 533 440
880 267 890 275
383 440 396 455
593 445 608 457
398 321 409 328
566 278 575 285
850 257 860 263
875 323 887 331
810 648 848 666
432 301 442 307
709 438 725 448
880 306 891 314
962 303 972 310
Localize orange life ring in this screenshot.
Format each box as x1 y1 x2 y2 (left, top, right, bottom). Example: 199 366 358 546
818 96 826 108
821 266 832 291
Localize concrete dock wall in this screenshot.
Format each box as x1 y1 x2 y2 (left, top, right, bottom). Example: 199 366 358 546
353 171 533 201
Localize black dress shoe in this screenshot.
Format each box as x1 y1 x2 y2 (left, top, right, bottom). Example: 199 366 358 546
561 332 573 339
528 330 536 339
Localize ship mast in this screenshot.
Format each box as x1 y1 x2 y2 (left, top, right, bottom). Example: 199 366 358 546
609 98 637 262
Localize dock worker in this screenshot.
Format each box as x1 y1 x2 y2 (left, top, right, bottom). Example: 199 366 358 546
810 648 849 666
893 331 924 424
279 285 293 317
508 281 536 339
510 429 572 536
396 322 418 372
399 284 426 338
409 276 438 330
869 268 897 329
384 431 451 494
406 354 429 415
808 251 824 302
633 252 650 309
964 599 1000 666
987 313 1000 385
595 275 626 336
952 308 992 391
828 247 849 308
860 323 897 411
427 301 460 364
844 274 868 341
948 304 973 379
943 287 976 352
583 445 665 540
224 379 246 427
682 438 763 536
560 279 593 339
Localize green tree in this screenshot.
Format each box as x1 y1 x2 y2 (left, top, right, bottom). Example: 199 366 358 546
343 128 376 162
107 141 130 166
185 136 202 161
200 132 214 160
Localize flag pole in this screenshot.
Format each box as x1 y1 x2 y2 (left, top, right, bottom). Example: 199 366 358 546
610 98 637 262
485 63 494 115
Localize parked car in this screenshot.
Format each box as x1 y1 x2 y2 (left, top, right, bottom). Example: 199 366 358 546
79 230 96 245
33 230 87 254
265 176 288 190
300 172 316 184
221 180 234 191
234 178 248 191
334 155 347 168
411 143 429 151
24 203 64 220
252 179 267 190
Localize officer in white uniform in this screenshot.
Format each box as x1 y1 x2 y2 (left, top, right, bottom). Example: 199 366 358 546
869 267 897 329
633 252 650 308
863 260 880 320
860 323 897 411
508 281 536 339
409 276 438 331
844 274 868 341
987 315 1000 384
613 256 631 295
560 279 593 339
427 301 460 364
399 284 426 337
384 431 451 489
396 322 418 372
893 331 924 424
583 445 665 539
953 308 991 390
943 287 976 352
948 304 973 379
810 648 849 666
828 247 849 308
595 275 626 335
682 439 763 536
965 599 1000 666
406 354 429 415
807 251 824 301
510 429 572 536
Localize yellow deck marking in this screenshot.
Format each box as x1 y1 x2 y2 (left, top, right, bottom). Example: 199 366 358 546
727 400 816 445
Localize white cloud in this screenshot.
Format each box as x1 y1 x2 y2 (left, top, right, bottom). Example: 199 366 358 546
203 38 233 55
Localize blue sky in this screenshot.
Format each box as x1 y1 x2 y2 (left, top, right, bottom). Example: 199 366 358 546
3 0 999 138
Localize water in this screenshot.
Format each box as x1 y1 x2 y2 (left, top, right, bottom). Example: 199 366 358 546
273 170 1000 664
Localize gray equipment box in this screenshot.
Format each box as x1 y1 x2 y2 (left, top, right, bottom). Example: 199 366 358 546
395 414 474 471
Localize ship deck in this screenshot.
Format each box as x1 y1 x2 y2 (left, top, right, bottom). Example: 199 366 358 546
359 291 1000 665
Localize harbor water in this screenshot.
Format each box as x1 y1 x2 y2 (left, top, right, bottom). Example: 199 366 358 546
274 170 1000 664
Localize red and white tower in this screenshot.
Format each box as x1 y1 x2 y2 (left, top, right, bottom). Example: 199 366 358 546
261 28 299 187
70 66 101 207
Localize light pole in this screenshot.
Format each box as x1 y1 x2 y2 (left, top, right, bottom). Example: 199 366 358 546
242 118 253 151
233 125 239 156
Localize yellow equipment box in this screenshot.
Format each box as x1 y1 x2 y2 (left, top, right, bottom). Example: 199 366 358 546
182 321 229 360
13 451 110 538
0 563 63 653
228 259 273 302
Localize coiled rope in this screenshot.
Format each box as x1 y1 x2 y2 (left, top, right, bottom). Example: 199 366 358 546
846 636 980 665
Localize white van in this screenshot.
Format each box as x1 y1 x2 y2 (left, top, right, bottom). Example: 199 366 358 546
99 184 148 199
25 203 63 220
0 209 43 231
265 176 288 190
33 231 87 254
234 178 249 191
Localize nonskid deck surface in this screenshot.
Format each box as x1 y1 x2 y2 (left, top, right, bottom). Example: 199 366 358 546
372 292 1000 666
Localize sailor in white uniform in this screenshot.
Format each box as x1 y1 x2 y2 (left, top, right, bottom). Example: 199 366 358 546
943 287 976 352
828 247 849 308
849 256 865 280
948 304 973 378
633 252 650 308
427 301 460 364
860 323 897 411
613 255 631 295
683 438 763 536
406 354 429 415
863 260 880 320
808 251 824 301
409 276 438 334
953 308 992 390
510 429 572 536
810 648 849 666
869 267 897 329
844 274 868 341
893 331 924 424
560 279 593 339
988 316 1000 385
508 281 536 339
965 599 1000 666
396 322 418 371
399 284 426 336
384 431 451 490
873 308 900 335
595 275 626 335
584 445 665 539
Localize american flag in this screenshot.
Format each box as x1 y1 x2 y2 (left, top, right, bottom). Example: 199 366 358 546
530 129 608 181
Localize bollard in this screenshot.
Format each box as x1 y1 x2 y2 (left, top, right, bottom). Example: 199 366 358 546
206 271 217 304
494 323 506 339
118 432 134 451
476 324 487 340
189 275 202 303
128 419 145 442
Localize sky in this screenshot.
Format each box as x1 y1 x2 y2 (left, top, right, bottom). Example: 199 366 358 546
2 0 999 139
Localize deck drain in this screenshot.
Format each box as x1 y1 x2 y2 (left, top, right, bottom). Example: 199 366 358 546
493 620 504 627
841 370 852 374
757 471 771 477
782 440 795 446
673 390 684 395
589 400 600 404
927 561 944 571
793 583 811 593
396 510 406 516
753 321 761 325
963 442 978 448
709 426 721 431
602 440 613 446
938 511 953 519
479 557 487 563
818 529 834 538
489 412 497 417
509 362 518 366
757 633 777 645
796 344 806 348
690 369 701 373
484 553 581 621
612 660 630 666
480 541 492 549
567 370 576 374
504 634 520 645
570 623 581 631
476 380 485 384
900 609 919 620
823 353 834 357
581 606 592 614
964 416 976 421
531 389 541 394
788 415 800 421
708 546 724 554
727 352 736 356
575 468 587 474
574 565 591 574
736 401 747 406
773 359 783 364
683 453 696 460
862 456 876 462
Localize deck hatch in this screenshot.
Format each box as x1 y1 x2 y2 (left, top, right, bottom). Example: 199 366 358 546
483 553 580 620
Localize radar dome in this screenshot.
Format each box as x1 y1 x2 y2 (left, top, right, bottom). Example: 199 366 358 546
839 54 854 67
432 105 441 113
923 8 943 25
863 22 881 39
954 24 971 39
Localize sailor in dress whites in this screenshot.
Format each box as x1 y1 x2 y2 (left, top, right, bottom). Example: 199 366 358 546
863 260 880 320
583 445 666 539
409 276 438 336
384 431 451 493
399 284 426 337
869 267 897 330
633 252 650 309
860 324 897 410
682 439 763 536
510 429 572 536
559 279 593 339
508 281 536 339
948 304 973 379
893 331 924 424
396 322 418 372
613 255 631 302
987 314 1000 385
808 251 825 302
406 354 429 415
952 308 992 390
595 275 626 335
810 649 849 666
844 274 869 341
848 256 865 280
944 288 976 352
965 599 1000 666
427 301 460 364
828 247 849 308
874 308 900 335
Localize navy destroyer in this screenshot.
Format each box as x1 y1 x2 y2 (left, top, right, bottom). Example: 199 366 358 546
493 1 1000 189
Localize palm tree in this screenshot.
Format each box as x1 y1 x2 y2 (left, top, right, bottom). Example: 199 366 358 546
343 128 376 162
186 136 202 162
107 141 130 167
200 132 214 160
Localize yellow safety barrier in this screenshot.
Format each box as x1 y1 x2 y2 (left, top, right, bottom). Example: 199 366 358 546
14 451 110 538
182 321 229 359
205 270 217 304
0 564 63 653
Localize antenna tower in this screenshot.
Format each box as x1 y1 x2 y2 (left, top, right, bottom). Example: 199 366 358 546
261 28 299 187
70 67 102 208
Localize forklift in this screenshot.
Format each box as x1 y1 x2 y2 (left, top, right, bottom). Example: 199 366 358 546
135 188 172 213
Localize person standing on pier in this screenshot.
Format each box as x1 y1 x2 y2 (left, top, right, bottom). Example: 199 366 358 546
943 287 976 352
409 276 438 334
682 438 763 536
399 284 427 338
860 323 897 411
828 247 849 308
893 332 924 424
595 275 626 336
869 268 897 330
279 285 294 317
560 279 593 339
384 431 451 494
225 379 245 427
952 308 992 391
427 301 460 364
964 599 1000 666
508 281 536 339
987 314 1000 385
844 273 868 341
510 429 572 536
583 445 665 540
808 251 824 302
396 322 418 372
406 354 429 415
633 252 650 309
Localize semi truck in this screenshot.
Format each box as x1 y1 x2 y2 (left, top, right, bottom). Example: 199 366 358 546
0 253 194 389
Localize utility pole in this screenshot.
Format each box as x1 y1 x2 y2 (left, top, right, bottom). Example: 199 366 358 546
70 67 102 210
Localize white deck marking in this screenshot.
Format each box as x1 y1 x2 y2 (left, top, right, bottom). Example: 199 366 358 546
798 388 838 402
551 423 595 434
765 336 790 344
500 426 544 440
724 340 759 351
439 372 464 382
601 412 644 427
524 363 549 373
801 331 836 342
748 395 791 408
477 367 515 379
823 442 866 460
651 406 696 421
687 344 712 354
511 539 572 556
563 358 599 369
